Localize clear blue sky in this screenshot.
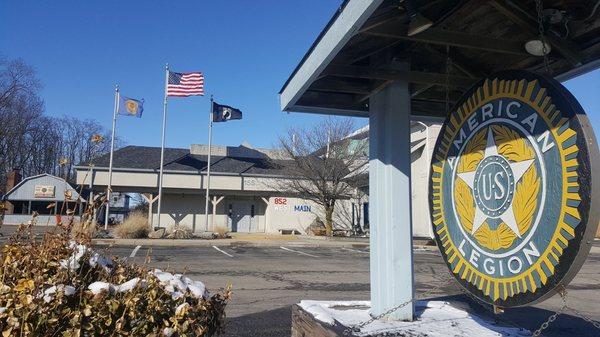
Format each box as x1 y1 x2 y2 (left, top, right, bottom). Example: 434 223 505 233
1 0 598 150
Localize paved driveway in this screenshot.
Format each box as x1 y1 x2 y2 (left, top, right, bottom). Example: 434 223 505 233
103 243 600 337
1 226 598 337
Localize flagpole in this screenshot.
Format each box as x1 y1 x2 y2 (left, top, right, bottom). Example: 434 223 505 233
157 64 169 228
204 96 214 231
105 85 119 230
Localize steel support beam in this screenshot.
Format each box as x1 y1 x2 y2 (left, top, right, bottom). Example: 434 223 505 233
323 64 475 88
310 78 372 95
369 61 414 321
363 24 530 56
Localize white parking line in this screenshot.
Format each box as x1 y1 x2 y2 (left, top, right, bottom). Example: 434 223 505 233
212 245 234 258
342 247 369 254
280 246 319 258
129 245 142 258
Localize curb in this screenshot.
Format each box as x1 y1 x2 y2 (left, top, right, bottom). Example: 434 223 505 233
90 238 439 251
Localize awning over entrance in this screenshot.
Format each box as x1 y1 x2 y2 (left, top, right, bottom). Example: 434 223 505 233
279 0 600 322
280 0 600 117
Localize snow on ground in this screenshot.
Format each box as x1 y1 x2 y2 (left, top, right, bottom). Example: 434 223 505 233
299 300 531 337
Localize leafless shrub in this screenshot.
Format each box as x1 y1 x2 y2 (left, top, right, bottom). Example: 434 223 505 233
115 212 149 239
213 225 229 239
70 219 98 238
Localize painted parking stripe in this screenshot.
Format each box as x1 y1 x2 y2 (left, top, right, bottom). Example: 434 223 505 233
212 245 234 258
280 246 319 258
129 245 142 258
342 247 369 254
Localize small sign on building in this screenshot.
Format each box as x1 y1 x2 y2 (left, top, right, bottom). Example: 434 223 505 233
34 185 55 198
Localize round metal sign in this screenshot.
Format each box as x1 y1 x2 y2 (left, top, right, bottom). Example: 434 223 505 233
429 70 599 307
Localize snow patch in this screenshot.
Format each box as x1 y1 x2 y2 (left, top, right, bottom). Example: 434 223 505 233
40 284 77 303
88 281 114 295
59 242 87 270
150 269 208 299
115 277 141 292
89 252 114 272
299 300 531 337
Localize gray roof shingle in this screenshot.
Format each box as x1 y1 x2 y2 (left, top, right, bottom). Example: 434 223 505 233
90 146 188 170
87 146 290 176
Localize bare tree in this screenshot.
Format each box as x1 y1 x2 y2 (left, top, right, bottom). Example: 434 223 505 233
0 56 114 192
275 118 368 236
0 56 41 110
58 116 111 180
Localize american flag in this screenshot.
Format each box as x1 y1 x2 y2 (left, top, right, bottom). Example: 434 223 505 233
167 71 204 97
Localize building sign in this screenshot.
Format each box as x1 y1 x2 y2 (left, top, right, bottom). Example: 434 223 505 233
34 185 55 198
429 70 599 307
272 197 312 212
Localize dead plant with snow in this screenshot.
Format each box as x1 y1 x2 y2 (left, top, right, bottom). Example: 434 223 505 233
0 227 230 336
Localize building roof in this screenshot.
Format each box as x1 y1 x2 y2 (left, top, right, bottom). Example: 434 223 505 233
90 146 189 170
3 173 83 202
85 145 291 176
280 0 600 116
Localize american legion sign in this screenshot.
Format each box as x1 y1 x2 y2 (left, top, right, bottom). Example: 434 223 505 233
430 70 599 307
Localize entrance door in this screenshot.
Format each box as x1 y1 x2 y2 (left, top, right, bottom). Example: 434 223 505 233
229 201 255 232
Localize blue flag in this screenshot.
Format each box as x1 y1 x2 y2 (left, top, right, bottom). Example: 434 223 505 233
118 96 144 118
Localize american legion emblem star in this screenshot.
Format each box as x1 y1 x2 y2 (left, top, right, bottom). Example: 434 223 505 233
429 70 600 307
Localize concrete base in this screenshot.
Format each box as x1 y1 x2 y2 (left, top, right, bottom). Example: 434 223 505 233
292 299 531 337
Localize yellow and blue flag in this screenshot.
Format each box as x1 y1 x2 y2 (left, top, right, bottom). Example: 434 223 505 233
118 96 144 118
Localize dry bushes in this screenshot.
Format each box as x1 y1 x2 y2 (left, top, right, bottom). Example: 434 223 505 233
70 219 98 238
213 226 230 239
167 225 194 239
0 228 230 336
115 212 149 238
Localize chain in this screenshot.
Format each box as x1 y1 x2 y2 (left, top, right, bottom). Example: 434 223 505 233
531 287 567 337
342 275 598 336
343 277 454 336
459 284 593 337
445 45 451 114
535 0 551 73
459 287 496 314
566 307 600 330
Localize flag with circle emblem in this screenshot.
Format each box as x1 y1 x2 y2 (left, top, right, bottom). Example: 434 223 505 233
118 96 144 118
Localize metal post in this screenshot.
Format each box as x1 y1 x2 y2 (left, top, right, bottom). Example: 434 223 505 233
415 120 433 238
204 96 214 231
157 64 169 228
146 194 153 230
369 61 414 321
104 85 119 230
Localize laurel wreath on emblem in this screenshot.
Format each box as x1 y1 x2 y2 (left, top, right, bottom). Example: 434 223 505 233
454 125 541 251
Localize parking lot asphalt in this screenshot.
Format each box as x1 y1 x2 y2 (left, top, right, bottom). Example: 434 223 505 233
1 226 599 337
102 243 600 337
